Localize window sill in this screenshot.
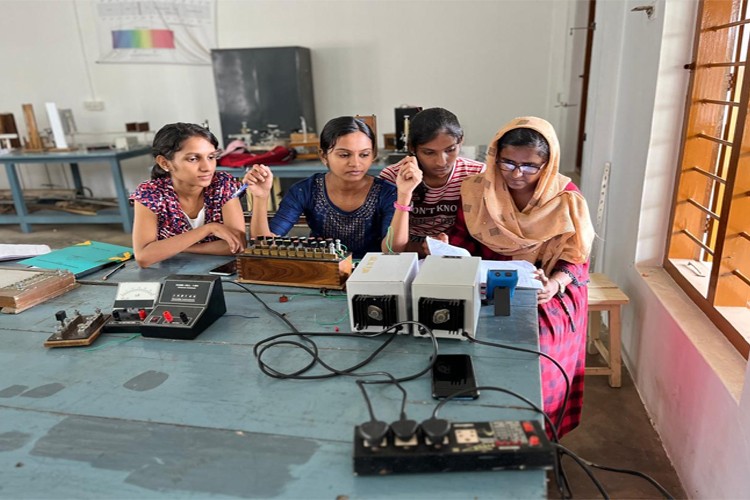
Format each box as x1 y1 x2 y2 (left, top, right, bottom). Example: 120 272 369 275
636 265 746 401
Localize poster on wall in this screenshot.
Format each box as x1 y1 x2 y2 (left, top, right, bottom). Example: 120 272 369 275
95 0 216 65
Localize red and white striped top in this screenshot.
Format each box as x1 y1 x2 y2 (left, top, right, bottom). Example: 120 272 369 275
379 157 485 238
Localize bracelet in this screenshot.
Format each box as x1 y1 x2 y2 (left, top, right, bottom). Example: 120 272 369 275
393 202 413 212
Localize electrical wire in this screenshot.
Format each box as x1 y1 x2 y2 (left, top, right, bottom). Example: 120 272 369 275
553 443 610 499
572 451 675 499
464 334 570 436
431 385 560 442
462 334 573 498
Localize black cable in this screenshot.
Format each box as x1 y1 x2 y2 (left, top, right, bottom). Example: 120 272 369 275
464 335 573 498
432 385 560 443
435 387 571 499
252 322 438 384
553 443 610 499
355 372 408 421
582 457 674 499
464 335 571 438
226 281 300 333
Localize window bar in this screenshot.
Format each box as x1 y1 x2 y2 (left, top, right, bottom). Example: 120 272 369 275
702 61 745 68
686 198 721 219
696 132 734 147
699 98 741 106
681 229 715 256
731 269 750 288
707 28 750 305
705 18 750 31
740 231 750 242
688 166 727 183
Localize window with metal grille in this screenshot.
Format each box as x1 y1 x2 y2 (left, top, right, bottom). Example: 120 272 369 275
665 0 750 357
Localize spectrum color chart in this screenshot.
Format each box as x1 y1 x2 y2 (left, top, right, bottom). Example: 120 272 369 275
112 29 175 49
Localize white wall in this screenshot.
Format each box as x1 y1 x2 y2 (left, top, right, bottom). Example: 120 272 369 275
0 0 585 197
582 0 750 496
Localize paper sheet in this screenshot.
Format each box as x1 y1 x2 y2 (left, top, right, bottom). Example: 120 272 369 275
0 244 51 261
425 237 471 257
425 237 542 290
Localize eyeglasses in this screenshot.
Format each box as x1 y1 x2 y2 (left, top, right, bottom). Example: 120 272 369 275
496 159 546 175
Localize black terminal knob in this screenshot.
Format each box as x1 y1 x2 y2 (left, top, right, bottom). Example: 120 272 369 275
179 312 189 324
55 310 67 325
112 310 121 321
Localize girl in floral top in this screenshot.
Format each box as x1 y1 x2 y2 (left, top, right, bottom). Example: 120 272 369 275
130 123 246 268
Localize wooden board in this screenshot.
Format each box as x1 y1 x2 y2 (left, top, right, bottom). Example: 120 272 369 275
44 312 109 347
237 254 352 290
0 268 77 314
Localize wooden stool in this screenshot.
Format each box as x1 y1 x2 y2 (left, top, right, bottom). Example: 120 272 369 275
586 273 629 387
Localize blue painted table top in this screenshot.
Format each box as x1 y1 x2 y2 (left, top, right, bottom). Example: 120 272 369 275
0 256 545 499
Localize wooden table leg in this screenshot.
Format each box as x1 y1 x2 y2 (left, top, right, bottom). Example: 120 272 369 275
608 305 622 388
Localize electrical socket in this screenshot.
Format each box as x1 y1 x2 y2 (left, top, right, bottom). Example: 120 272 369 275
454 429 479 444
84 100 105 111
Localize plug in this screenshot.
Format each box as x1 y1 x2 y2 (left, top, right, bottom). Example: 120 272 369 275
420 417 451 446
390 418 419 447
357 420 389 448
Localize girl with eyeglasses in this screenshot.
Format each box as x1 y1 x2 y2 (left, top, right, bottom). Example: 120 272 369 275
439 116 595 438
130 123 246 268
379 108 485 255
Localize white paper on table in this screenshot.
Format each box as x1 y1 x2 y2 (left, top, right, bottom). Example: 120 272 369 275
425 236 471 257
0 244 52 261
480 260 542 290
425 237 541 290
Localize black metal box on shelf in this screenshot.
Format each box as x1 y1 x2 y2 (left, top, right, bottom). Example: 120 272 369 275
211 46 316 146
140 275 226 340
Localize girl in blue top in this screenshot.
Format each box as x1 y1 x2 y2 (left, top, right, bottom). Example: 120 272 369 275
242 117 396 258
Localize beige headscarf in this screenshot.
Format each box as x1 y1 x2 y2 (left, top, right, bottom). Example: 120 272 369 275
461 116 594 275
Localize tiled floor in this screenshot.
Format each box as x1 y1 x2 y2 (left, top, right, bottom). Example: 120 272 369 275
1 222 686 498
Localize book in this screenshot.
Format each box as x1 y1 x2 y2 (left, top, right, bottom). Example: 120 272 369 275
19 240 132 278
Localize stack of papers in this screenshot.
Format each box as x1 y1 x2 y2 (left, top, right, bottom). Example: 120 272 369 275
0 244 51 261
425 237 542 290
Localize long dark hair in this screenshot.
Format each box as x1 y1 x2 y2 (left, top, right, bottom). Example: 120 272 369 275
407 107 463 152
496 128 550 162
150 122 219 179
319 116 375 154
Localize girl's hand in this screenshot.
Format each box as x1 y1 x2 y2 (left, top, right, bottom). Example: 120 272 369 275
395 157 423 196
207 223 246 253
242 164 274 198
534 268 560 304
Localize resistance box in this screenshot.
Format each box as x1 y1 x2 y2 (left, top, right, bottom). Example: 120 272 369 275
140 275 226 340
354 419 555 475
412 256 482 340
347 252 419 334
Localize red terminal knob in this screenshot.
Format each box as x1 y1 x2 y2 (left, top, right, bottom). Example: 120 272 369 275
162 311 174 323
279 295 289 303
138 309 147 320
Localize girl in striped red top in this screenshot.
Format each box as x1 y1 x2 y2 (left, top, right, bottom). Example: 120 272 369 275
379 108 485 255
